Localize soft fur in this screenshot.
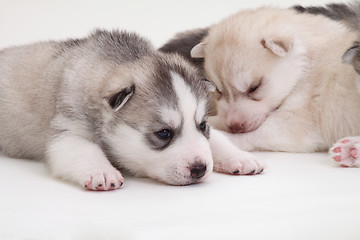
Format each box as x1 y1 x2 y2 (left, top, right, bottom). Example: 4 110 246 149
293 1 360 31
159 28 208 72
187 7 360 153
0 30 265 191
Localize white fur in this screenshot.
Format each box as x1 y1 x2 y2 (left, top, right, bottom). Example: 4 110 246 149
47 133 124 190
210 129 265 174
160 107 182 129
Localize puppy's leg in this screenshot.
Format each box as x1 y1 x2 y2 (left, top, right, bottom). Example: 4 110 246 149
46 133 124 191
209 129 265 175
329 136 360 167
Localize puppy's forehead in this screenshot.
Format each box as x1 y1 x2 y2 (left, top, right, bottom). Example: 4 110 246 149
160 107 182 128
151 55 209 115
123 55 210 129
153 70 208 129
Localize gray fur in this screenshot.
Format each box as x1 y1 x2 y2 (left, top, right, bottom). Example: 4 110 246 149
293 2 360 73
293 1 360 31
159 28 209 72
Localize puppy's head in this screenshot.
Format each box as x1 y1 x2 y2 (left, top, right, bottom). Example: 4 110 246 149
101 53 214 185
191 8 309 133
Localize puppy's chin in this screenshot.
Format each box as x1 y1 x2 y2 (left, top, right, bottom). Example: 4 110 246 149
164 176 206 186
149 163 212 186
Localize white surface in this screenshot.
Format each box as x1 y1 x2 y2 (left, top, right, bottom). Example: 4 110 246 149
1 0 359 240
1 152 360 240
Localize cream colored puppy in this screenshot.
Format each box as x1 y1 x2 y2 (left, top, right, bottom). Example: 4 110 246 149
190 7 360 153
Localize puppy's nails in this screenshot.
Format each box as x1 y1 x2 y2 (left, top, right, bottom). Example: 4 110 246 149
110 183 116 188
120 182 124 187
259 169 264 173
233 170 240 174
247 170 256 175
84 181 91 189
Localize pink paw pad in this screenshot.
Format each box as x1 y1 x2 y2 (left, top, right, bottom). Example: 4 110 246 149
350 148 358 158
333 147 342 153
329 137 360 168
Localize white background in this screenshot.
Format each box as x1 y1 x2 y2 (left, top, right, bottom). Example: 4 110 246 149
1 1 359 240
0 0 342 49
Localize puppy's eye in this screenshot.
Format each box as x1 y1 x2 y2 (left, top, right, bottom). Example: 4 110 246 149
199 121 207 132
155 129 172 140
248 82 261 94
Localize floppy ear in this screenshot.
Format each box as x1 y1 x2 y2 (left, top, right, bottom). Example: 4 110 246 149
108 85 135 111
342 42 359 64
261 38 293 57
191 42 206 58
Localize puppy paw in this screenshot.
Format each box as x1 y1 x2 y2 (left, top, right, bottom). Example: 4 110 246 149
83 167 124 191
329 137 360 168
214 150 265 175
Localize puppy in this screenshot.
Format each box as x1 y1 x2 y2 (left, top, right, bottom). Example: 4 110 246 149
163 7 360 154
0 30 264 191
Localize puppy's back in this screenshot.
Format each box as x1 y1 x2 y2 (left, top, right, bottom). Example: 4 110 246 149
0 41 68 159
0 30 155 159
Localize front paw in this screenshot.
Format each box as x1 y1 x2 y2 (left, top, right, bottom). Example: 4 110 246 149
329 137 360 168
213 150 265 175
82 167 124 191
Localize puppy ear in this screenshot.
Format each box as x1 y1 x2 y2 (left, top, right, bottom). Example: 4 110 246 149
261 38 293 57
108 85 135 111
191 42 206 58
342 42 359 64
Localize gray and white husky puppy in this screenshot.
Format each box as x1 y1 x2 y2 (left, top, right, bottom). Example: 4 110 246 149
0 30 264 191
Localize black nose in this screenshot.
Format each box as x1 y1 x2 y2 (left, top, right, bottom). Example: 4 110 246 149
190 163 207 179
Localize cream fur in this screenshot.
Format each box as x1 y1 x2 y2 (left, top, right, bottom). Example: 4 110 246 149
194 7 360 152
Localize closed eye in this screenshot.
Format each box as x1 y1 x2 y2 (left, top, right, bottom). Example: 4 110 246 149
248 83 260 93
247 77 263 94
